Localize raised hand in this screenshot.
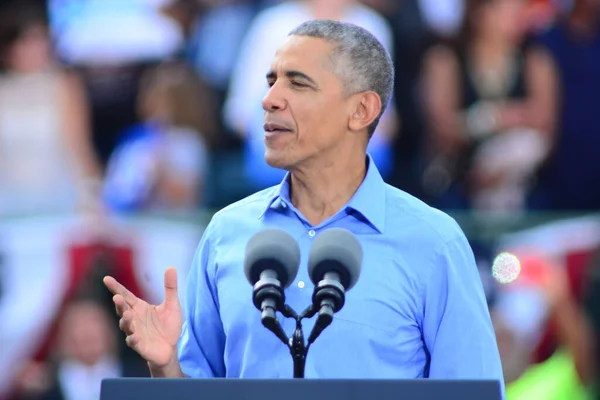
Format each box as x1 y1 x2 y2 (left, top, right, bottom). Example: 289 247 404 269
104 267 183 370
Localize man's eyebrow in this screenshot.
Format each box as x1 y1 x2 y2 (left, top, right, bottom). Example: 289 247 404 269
266 70 318 86
285 70 317 85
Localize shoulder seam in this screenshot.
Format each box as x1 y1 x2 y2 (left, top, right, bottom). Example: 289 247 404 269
385 187 454 243
213 188 277 218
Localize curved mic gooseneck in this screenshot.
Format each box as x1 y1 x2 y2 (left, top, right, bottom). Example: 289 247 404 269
307 270 345 344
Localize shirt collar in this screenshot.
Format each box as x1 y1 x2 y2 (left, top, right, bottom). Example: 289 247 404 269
259 179 291 217
259 154 387 233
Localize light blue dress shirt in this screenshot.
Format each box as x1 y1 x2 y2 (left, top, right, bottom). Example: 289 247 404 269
178 155 504 389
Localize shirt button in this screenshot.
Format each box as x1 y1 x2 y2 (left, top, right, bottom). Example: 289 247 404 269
282 203 287 208
298 281 305 289
308 230 316 238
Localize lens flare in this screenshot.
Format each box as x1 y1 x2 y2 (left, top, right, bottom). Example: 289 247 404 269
492 252 521 284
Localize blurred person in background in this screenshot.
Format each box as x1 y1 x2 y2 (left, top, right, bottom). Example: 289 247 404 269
490 250 594 399
187 0 277 100
47 0 186 167
223 0 399 191
421 0 558 213
160 0 204 40
102 62 216 213
342 0 465 41
17 297 147 400
186 0 281 208
528 0 600 211
0 1 102 216
357 0 447 201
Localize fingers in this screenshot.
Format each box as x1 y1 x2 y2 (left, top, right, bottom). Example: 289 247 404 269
164 267 179 306
121 311 140 350
119 310 135 336
103 276 139 308
125 334 139 349
105 276 145 353
113 294 130 317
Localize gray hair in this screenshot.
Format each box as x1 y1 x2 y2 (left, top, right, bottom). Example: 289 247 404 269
288 19 394 137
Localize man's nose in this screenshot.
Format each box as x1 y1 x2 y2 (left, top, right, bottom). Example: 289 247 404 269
262 83 286 112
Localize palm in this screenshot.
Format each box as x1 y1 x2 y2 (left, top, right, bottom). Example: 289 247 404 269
104 267 182 368
133 299 183 366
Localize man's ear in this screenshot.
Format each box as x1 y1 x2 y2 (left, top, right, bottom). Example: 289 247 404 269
348 91 382 132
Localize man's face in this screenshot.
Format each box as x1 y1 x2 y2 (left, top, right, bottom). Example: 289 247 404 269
262 36 353 170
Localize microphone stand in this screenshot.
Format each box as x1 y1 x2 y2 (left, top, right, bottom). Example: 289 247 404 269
291 316 307 378
264 304 327 378
257 283 342 378
283 305 309 378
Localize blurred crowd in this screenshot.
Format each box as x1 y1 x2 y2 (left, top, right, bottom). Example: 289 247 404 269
0 0 600 399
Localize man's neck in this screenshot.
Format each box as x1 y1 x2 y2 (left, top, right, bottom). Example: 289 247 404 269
289 152 367 227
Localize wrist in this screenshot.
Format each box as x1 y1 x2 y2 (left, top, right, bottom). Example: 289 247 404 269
148 352 182 378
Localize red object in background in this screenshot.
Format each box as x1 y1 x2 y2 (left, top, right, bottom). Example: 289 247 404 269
533 249 596 363
514 251 555 288
564 250 595 302
524 0 559 33
30 236 141 365
68 239 141 298
5 227 142 400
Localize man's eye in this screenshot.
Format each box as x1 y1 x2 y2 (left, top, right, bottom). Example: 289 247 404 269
267 81 275 88
292 81 307 87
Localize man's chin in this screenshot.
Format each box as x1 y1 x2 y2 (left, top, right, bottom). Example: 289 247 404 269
264 151 291 170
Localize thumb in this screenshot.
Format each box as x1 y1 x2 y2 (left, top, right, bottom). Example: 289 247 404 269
164 267 179 306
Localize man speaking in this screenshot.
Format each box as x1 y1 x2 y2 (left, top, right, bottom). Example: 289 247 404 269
104 20 504 386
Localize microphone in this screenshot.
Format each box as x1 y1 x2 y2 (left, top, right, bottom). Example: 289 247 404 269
244 228 301 344
306 228 362 344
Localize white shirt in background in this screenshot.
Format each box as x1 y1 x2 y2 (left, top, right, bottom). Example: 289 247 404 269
58 357 122 400
418 0 464 37
48 0 184 65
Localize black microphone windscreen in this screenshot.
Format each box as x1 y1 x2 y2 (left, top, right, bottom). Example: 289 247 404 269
308 228 362 291
244 228 301 288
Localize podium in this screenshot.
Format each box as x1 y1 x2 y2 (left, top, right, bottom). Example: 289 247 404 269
100 378 502 400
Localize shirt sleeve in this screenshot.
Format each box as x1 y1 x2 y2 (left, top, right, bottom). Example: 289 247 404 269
421 232 505 395
178 219 227 377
